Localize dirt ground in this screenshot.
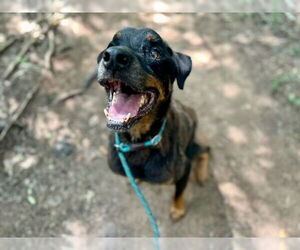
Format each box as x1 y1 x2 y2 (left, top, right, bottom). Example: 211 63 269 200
0 14 299 238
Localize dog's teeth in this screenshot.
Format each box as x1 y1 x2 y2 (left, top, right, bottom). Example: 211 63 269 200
104 109 108 117
140 95 145 107
112 92 116 104
123 113 131 122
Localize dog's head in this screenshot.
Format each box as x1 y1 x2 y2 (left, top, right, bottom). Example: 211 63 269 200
97 27 192 131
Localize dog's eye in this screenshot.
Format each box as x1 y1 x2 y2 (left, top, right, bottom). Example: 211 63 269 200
150 49 160 60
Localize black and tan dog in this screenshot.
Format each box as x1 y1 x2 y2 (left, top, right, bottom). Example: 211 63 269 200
97 27 210 221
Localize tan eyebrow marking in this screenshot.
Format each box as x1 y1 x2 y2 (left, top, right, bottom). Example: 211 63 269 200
146 33 156 41
113 31 122 39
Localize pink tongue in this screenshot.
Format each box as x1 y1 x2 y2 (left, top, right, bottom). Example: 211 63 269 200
108 93 142 121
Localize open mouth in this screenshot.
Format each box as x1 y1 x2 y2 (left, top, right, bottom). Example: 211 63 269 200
101 79 157 130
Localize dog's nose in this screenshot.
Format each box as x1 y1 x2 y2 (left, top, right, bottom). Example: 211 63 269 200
102 47 132 70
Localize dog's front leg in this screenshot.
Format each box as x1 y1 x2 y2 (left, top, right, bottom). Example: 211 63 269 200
170 163 191 221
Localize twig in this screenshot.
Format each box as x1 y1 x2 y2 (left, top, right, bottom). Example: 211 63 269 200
52 88 86 104
0 84 39 143
0 80 9 122
0 37 19 56
2 36 36 80
52 68 97 105
44 29 55 71
1 17 58 81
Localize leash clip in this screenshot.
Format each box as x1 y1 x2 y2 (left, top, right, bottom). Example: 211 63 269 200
145 134 162 146
114 143 131 153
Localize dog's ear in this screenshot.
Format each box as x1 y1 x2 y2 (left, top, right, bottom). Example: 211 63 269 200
173 52 192 90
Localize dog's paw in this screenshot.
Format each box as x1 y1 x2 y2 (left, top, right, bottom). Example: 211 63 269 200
135 178 142 184
196 170 209 186
126 178 142 187
169 204 186 221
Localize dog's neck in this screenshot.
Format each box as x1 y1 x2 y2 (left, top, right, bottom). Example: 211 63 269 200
125 97 171 142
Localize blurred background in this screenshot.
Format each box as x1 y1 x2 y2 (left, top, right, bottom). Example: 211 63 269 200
0 13 299 238
0 0 298 12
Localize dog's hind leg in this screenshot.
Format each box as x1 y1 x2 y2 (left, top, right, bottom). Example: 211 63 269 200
186 139 210 186
193 145 210 186
170 163 191 221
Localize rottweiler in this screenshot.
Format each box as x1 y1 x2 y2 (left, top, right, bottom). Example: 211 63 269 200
97 27 210 221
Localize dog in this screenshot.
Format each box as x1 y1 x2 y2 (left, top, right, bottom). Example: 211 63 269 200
97 27 210 221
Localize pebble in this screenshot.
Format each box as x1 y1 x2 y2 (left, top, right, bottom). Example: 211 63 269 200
3 153 23 176
85 190 95 202
19 155 39 169
0 33 6 43
99 146 108 156
53 141 75 157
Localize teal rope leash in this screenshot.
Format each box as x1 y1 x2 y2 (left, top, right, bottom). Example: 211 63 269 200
114 120 167 250
116 151 160 250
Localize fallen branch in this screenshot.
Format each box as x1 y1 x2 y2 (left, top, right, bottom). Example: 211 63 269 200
0 84 39 143
0 36 19 56
44 29 56 71
2 16 58 81
2 36 36 80
52 88 86 104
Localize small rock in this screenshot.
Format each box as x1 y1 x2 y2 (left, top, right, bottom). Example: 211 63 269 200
85 190 95 203
19 155 39 169
3 159 14 176
0 33 6 43
99 146 108 156
53 141 75 157
3 153 24 176
82 138 91 148
24 178 31 186
48 164 55 170
27 195 37 205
